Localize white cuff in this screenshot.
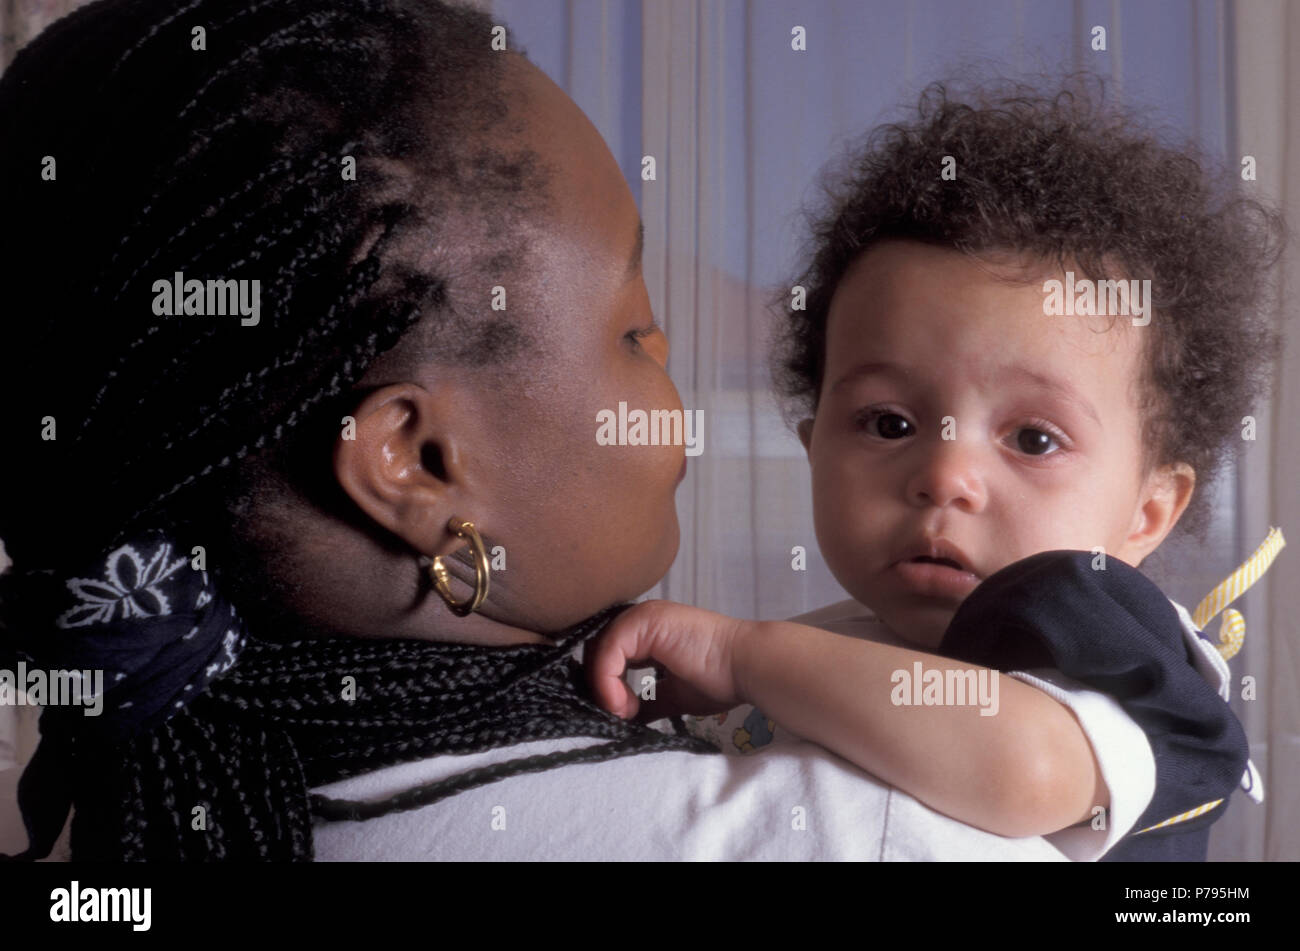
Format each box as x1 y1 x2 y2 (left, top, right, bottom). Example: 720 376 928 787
1008 668 1155 862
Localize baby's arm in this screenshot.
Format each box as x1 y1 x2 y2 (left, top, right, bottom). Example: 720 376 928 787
738 617 1106 837
586 600 1106 838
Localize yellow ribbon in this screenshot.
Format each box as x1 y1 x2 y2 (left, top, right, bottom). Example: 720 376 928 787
1135 798 1225 834
1190 527 1286 660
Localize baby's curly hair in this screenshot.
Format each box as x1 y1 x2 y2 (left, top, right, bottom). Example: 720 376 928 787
773 75 1285 538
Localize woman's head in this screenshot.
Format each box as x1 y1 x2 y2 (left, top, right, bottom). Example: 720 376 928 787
220 49 685 643
0 0 706 862
0 0 683 644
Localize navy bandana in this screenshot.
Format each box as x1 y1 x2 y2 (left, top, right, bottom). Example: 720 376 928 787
0 526 247 859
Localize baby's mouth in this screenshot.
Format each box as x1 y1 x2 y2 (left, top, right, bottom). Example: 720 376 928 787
889 549 981 600
891 536 981 579
908 555 965 571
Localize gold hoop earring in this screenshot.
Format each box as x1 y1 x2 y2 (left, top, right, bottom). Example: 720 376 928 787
429 517 490 616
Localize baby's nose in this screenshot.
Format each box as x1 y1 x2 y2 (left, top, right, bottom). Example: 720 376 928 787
904 439 988 512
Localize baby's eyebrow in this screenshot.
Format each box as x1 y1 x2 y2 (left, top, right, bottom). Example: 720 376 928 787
1000 365 1102 426
829 361 908 392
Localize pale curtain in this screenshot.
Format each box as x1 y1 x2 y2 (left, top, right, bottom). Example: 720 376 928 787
1221 0 1299 864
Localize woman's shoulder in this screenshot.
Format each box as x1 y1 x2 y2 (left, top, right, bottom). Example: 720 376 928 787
309 732 1068 861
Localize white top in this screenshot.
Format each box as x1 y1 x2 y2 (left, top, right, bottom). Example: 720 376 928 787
309 730 1066 861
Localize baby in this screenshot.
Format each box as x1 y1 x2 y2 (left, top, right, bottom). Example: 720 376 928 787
586 78 1283 861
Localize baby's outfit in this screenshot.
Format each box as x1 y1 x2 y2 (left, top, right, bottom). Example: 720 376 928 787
940 549 1264 861
686 542 1276 861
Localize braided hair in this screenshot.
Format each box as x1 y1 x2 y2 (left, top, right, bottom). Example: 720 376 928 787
0 0 716 861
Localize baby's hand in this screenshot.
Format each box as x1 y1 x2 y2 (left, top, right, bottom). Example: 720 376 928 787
585 600 750 721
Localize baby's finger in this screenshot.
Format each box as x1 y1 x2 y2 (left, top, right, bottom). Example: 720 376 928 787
585 628 643 718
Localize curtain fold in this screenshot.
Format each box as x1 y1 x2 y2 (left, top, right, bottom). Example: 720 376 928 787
1223 0 1299 864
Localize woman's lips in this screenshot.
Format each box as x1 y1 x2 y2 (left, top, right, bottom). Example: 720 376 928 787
888 559 980 600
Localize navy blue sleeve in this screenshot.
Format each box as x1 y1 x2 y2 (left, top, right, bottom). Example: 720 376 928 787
937 550 1247 858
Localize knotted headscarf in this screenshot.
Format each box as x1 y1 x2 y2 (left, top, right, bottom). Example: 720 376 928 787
0 526 248 859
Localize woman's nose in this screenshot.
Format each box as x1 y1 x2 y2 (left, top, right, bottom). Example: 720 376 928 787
904 437 987 512
647 327 669 369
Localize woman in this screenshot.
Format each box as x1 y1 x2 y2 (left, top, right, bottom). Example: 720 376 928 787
0 0 1063 861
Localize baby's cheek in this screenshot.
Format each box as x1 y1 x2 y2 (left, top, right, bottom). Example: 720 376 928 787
1045 492 1131 555
820 511 874 576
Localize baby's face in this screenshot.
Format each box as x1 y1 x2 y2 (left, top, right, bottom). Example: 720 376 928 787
800 239 1187 648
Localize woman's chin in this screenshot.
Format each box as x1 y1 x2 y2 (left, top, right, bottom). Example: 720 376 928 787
628 513 680 599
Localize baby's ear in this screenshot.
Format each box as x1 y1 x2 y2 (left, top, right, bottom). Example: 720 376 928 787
796 418 815 457
1125 462 1196 562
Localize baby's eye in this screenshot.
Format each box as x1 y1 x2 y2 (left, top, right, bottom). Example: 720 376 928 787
1012 427 1061 456
858 410 914 439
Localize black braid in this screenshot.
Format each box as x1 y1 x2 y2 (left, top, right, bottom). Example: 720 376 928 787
106 0 207 79
312 734 711 823
121 758 149 860
102 149 349 307
152 731 185 853
89 151 385 462
173 12 362 124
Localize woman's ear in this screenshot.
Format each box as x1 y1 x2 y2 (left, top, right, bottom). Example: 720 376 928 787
332 382 469 559
1120 462 1196 564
